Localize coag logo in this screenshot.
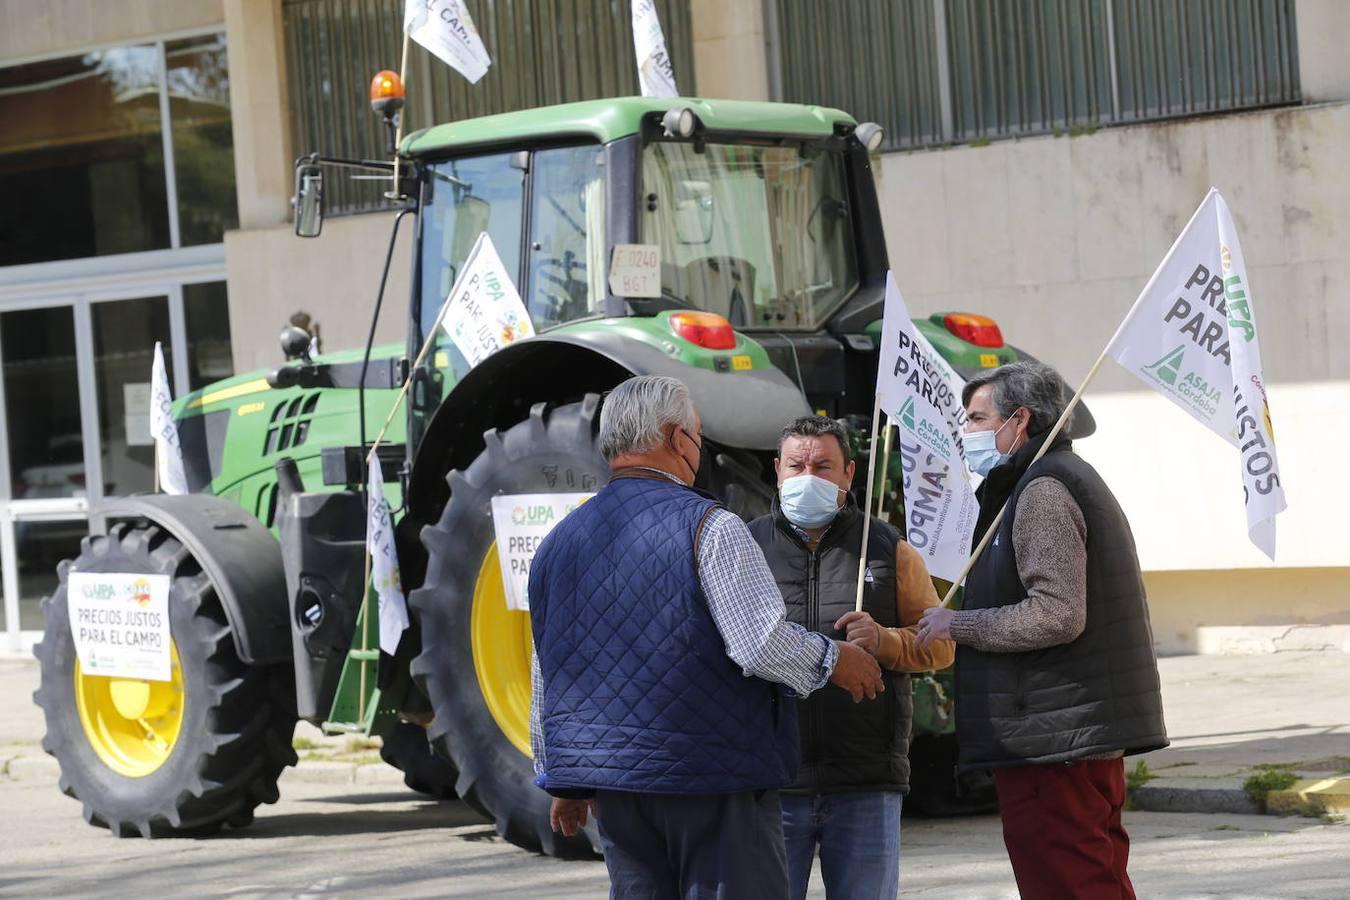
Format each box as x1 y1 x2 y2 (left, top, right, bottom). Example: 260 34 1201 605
128 578 153 607
1144 345 1185 387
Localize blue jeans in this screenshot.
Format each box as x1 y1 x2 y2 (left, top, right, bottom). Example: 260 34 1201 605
780 791 902 900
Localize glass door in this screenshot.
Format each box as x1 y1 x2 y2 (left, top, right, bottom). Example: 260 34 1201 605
0 302 89 637
90 295 173 496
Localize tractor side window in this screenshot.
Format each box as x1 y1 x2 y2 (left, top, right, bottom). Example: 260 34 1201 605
641 142 858 331
526 145 606 328
418 153 524 343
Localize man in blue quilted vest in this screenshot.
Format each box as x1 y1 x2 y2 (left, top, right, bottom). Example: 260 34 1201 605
529 375 885 898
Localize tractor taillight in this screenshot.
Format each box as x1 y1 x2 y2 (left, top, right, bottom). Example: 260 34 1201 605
669 311 737 351
943 313 1004 348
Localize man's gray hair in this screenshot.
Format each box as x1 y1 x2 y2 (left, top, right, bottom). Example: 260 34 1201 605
961 361 1069 434
598 375 697 462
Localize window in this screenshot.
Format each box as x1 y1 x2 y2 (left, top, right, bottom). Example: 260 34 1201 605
642 142 859 331
0 34 237 268
772 0 1300 150
526 146 606 329
1 307 83 500
418 153 525 342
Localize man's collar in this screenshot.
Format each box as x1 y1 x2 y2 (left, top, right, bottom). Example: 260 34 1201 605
610 466 688 486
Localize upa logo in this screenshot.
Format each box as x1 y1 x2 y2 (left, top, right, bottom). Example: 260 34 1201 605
1144 345 1185 387
511 505 555 527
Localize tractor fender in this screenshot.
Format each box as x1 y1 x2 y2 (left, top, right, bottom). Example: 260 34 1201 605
97 494 291 665
407 331 810 522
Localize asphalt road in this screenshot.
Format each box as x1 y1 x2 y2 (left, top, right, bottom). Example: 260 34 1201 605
2 772 1346 899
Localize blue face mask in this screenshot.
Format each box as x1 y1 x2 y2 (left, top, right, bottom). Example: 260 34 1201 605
780 474 843 529
964 417 1014 477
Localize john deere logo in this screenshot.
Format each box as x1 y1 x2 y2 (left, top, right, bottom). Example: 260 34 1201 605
1144 345 1186 387
899 397 916 431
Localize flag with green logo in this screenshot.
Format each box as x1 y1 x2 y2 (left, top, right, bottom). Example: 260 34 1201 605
1106 188 1286 559
876 273 979 581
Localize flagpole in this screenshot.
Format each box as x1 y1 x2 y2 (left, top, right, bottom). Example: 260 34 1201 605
876 416 894 518
937 346 1112 609
854 394 884 613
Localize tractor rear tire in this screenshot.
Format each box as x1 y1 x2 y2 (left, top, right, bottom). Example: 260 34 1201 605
32 521 298 837
410 397 608 858
379 721 459 799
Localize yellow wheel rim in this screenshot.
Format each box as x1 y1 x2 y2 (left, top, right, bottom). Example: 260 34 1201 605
470 543 533 757
74 642 185 778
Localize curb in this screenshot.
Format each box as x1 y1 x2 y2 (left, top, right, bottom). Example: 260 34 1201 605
1266 777 1350 816
2 751 410 789
1131 778 1262 815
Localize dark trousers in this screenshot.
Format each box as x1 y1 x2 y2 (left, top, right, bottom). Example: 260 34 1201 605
993 757 1135 900
594 789 788 900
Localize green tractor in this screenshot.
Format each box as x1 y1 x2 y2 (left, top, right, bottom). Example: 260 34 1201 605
33 93 1085 855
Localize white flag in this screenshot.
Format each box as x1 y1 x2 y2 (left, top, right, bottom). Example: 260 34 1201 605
438 232 534 367
875 273 980 581
1106 188 1286 558
150 342 189 495
367 455 409 656
632 0 678 98
404 0 491 84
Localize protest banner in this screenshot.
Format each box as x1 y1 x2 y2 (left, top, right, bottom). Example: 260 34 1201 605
367 455 410 655
490 493 594 611
404 0 491 83
875 273 979 583
440 232 535 367
150 342 188 495
1106 188 1286 558
67 572 172 681
632 0 679 98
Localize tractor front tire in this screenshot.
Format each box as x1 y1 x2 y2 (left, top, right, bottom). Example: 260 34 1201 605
379 721 459 799
410 397 608 858
32 522 297 837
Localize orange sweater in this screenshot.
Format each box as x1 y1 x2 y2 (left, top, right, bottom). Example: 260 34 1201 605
876 541 956 672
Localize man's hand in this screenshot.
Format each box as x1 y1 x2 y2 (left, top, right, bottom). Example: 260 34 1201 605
917 607 956 651
829 640 885 702
549 797 596 837
834 610 883 657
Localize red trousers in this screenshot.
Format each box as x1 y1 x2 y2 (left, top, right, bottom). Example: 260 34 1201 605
993 757 1135 900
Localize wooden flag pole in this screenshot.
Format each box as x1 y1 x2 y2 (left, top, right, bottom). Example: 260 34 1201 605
854 394 884 613
876 416 894 518
938 346 1114 609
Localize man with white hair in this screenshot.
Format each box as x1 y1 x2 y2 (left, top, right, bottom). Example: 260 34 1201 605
529 375 884 898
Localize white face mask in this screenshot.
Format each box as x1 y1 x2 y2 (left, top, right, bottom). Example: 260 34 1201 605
964 416 1015 477
779 474 843 528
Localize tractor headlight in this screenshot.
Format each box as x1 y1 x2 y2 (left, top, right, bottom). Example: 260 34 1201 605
855 122 885 152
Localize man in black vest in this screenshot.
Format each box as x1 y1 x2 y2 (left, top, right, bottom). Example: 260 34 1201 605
918 362 1167 900
749 416 955 900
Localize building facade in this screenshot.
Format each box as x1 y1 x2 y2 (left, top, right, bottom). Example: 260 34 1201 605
1 0 1345 652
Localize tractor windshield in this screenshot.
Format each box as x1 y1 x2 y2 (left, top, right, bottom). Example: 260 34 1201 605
417 146 607 346
641 141 859 330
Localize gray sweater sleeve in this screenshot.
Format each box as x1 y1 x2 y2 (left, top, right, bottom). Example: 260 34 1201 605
949 477 1088 652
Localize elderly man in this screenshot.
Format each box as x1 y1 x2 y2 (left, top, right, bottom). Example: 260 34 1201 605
919 361 1167 899
529 375 884 899
749 415 955 900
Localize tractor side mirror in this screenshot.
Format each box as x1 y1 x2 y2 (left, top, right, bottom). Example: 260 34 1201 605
293 163 324 238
